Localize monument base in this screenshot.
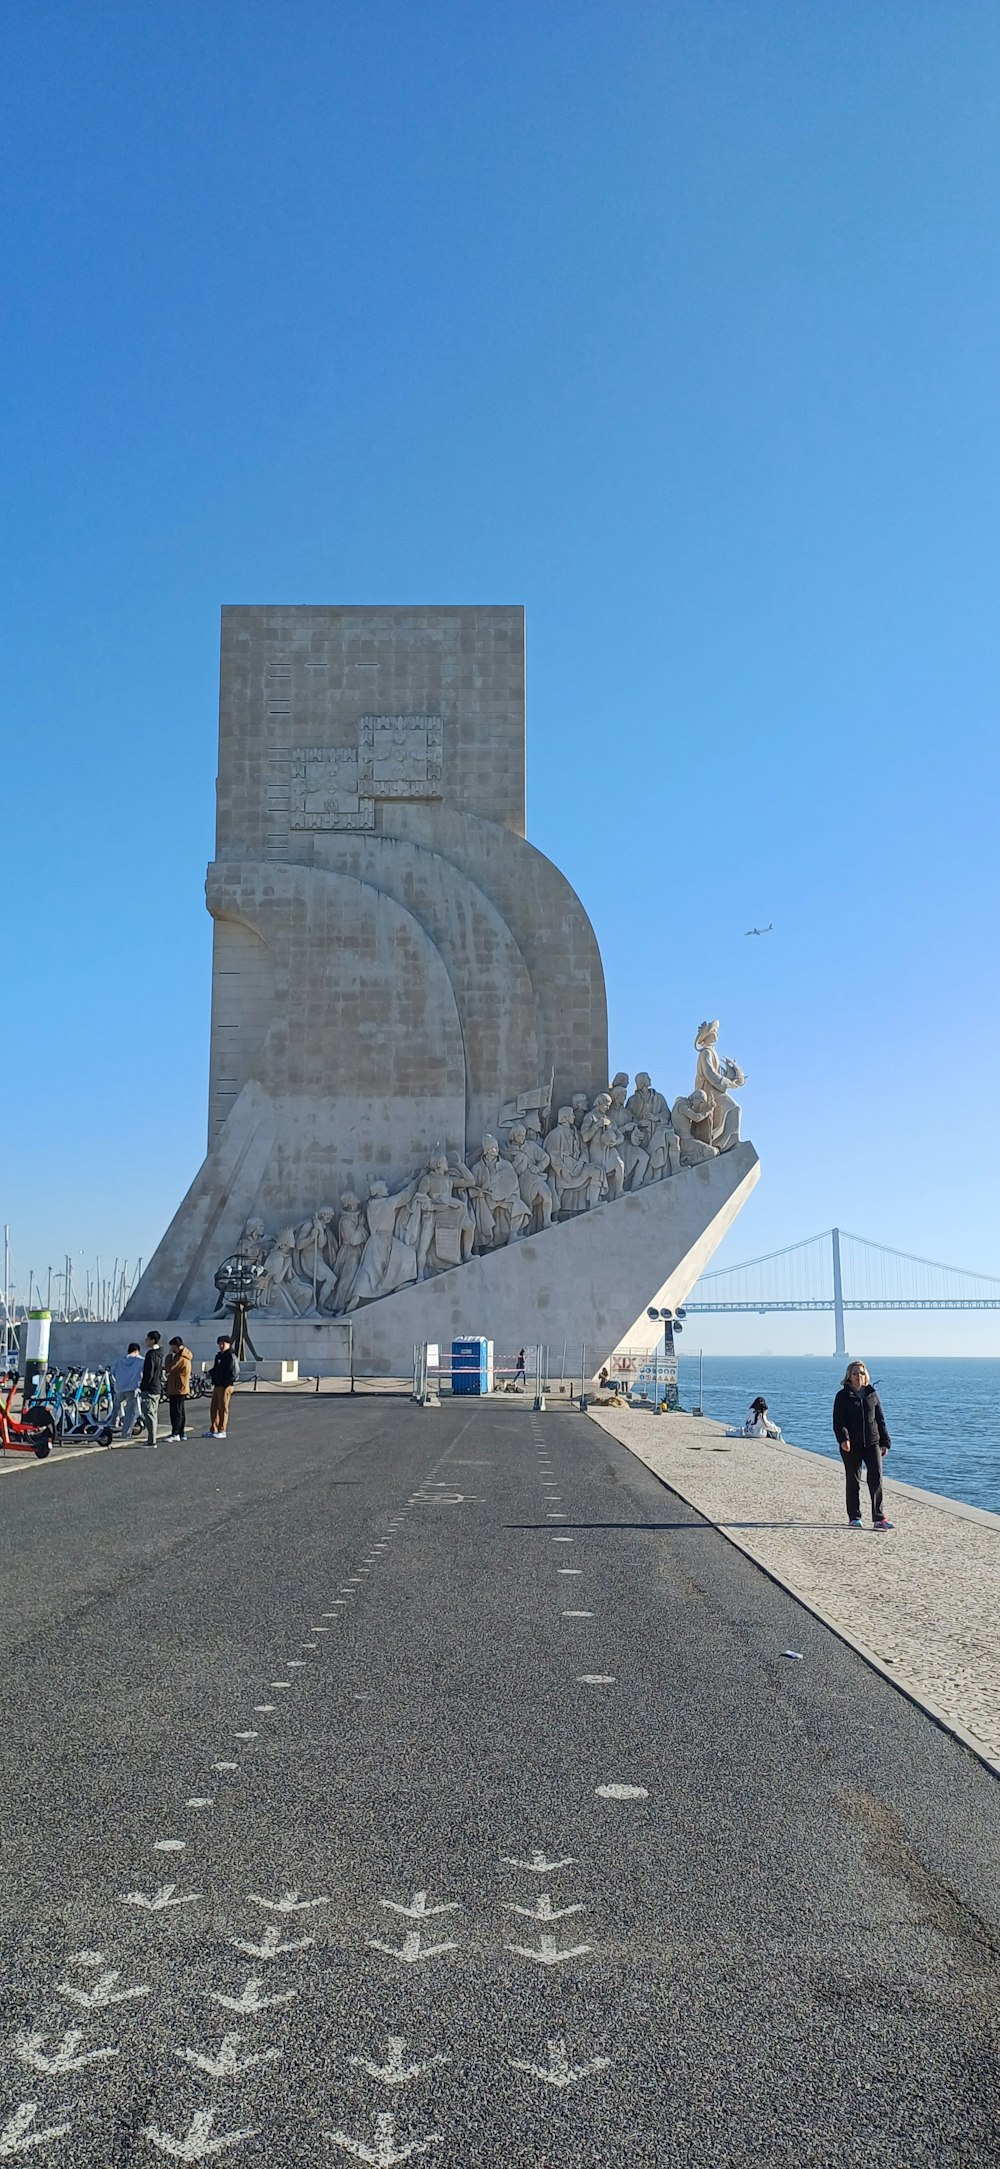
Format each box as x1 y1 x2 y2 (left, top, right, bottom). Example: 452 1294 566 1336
48 1144 758 1378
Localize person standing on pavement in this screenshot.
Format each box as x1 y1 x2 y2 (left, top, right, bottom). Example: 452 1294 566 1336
139 1331 164 1449
111 1342 143 1442
514 1348 527 1388
832 1360 893 1530
205 1335 239 1438
165 1336 192 1442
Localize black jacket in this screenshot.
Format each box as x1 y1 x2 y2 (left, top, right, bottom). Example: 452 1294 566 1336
833 1383 890 1457
140 1344 163 1394
210 1349 238 1388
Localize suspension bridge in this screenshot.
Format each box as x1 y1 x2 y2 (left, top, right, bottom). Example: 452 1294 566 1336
686 1228 1000 1354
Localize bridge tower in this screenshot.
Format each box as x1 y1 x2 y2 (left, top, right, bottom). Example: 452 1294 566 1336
831 1227 846 1357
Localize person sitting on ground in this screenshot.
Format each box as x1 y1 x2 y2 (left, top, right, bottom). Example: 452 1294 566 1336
743 1395 782 1439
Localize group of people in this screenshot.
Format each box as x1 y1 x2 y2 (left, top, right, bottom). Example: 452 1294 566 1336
110 1330 240 1447
735 1362 894 1530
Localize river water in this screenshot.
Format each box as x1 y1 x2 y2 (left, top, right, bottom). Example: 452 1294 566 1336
675 1354 1000 1517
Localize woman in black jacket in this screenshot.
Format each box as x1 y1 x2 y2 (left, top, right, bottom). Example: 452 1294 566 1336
832 1361 892 1530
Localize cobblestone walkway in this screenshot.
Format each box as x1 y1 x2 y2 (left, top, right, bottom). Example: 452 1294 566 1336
592 1404 1000 1774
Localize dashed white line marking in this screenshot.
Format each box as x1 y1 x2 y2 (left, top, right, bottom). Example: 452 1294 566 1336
286 1661 306 1668
186 1797 214 1809
562 1610 593 1618
577 1675 616 1685
212 1762 239 1773
254 1705 278 1713
557 1569 582 1575
271 1682 292 1689
234 1731 259 1740
154 1839 187 1852
552 1537 574 1544
595 1783 648 1800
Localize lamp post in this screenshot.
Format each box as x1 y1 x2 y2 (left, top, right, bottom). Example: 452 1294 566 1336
646 1305 685 1409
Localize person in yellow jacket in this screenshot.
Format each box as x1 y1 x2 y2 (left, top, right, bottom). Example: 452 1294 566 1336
165 1337 193 1442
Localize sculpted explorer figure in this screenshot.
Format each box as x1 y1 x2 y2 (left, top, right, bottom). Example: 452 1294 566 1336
609 1074 649 1193
625 1072 679 1182
347 1178 422 1308
544 1105 600 1215
292 1207 338 1312
258 1228 315 1316
506 1122 555 1232
329 1193 367 1313
412 1153 476 1277
693 1021 745 1152
580 1093 625 1203
470 1135 531 1248
671 1090 720 1166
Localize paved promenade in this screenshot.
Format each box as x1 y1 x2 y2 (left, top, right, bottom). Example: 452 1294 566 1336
592 1403 1000 1773
1 1398 999 2165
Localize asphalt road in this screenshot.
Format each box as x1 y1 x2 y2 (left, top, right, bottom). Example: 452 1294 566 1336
1 1394 998 2168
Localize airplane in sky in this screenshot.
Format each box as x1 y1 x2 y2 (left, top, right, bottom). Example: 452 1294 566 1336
744 923 773 937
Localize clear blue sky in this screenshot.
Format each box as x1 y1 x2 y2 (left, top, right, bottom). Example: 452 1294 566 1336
3 1 999 1351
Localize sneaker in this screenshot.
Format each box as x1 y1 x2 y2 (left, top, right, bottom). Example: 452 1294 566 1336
848 1517 863 1529
202 1430 215 1437
215 1430 227 1439
873 1516 893 1531
166 1434 181 1442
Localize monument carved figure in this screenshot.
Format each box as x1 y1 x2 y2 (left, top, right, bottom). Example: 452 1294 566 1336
693 1021 745 1152
506 1123 555 1232
671 1090 720 1166
469 1136 531 1249
123 605 758 1362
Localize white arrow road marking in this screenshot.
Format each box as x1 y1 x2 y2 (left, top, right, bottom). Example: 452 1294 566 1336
577 1675 616 1685
123 1882 201 1910
506 1932 592 1966
140 2107 258 2159
379 1891 459 1920
366 1931 458 1965
154 1839 187 1852
175 2032 283 2079
507 2036 611 2089
500 1851 575 1873
0 2103 72 2157
209 1977 297 2015
247 1889 329 1913
14 2028 118 2074
231 1923 314 1961
596 1783 649 1800
348 2037 450 2087
58 1962 150 2008
505 1894 584 1922
324 2111 441 2164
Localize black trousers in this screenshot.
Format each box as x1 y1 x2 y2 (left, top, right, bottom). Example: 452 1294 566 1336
842 1441 883 1521
168 1394 187 1438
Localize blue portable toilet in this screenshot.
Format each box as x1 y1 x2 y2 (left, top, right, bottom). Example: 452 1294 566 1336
451 1337 494 1394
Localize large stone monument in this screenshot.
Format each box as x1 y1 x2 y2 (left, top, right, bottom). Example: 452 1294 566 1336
124 606 758 1369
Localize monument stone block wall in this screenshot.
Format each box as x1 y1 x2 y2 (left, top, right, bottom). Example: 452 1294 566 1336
124 602 758 1353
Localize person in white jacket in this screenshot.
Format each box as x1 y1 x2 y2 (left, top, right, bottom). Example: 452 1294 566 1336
743 1396 782 1439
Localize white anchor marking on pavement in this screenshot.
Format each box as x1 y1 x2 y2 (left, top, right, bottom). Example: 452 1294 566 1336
379 1890 459 1920
507 2035 611 2089
14 2027 118 2074
505 1930 592 1967
231 1922 314 1961
175 2031 284 2078
324 2111 441 2163
57 1957 150 2008
140 2107 258 2159
505 1893 584 1922
367 1929 458 1965
348 2036 450 2087
209 1976 297 2015
596 1783 649 1800
0 2103 72 2157
247 1888 329 1913
123 1882 201 1910
499 1850 575 1873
